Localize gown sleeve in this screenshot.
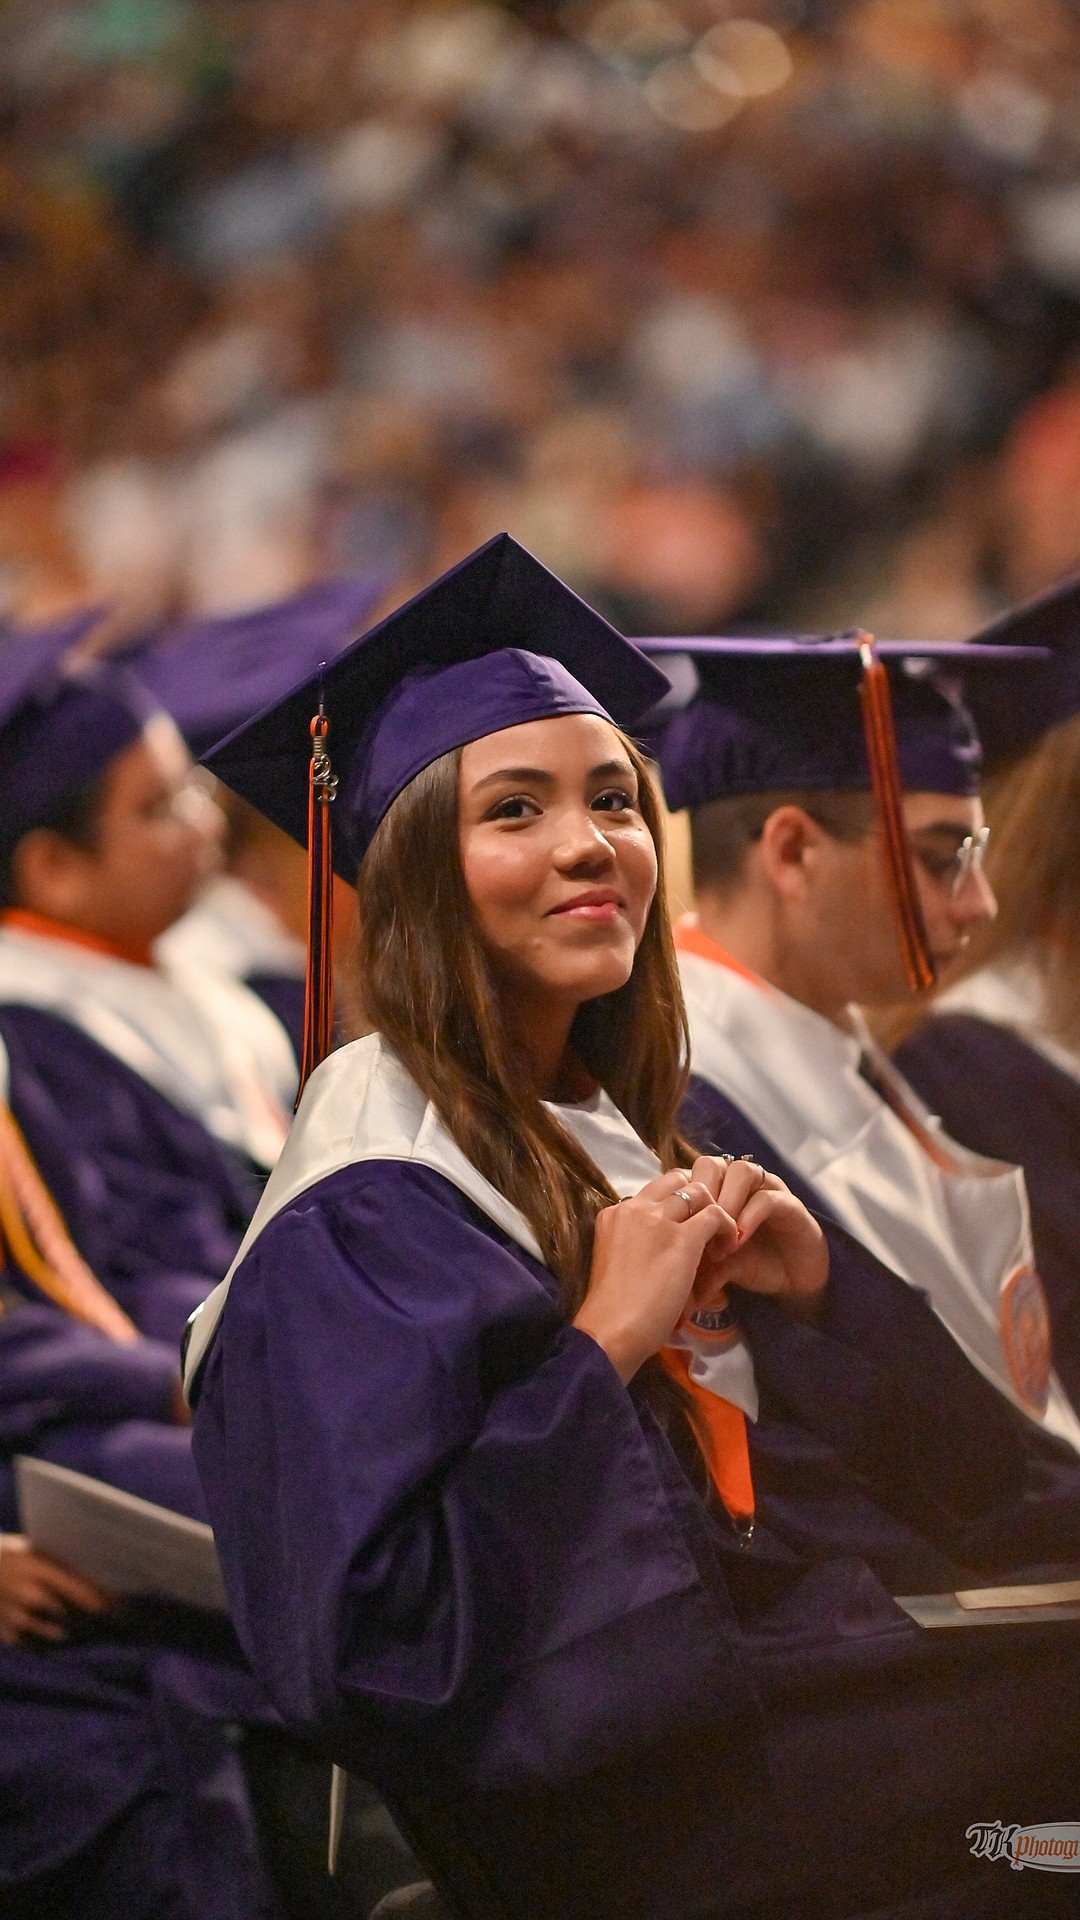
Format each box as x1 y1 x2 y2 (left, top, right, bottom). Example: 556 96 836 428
679 1073 1075 1572
193 1160 754 1791
0 1006 259 1346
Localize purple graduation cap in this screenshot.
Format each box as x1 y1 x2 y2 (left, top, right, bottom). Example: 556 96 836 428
132 577 391 757
0 609 153 858
644 633 1050 995
966 568 1080 752
203 534 671 1091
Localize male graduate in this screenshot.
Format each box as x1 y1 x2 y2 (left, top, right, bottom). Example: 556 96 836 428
0 617 297 1348
143 577 387 1062
648 632 1080 1584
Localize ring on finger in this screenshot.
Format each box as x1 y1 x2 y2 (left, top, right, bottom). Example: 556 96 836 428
674 1187 696 1219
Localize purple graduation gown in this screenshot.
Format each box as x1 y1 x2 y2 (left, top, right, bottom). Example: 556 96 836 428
194 1156 1080 1920
0 1006 262 1347
0 1258 271 1912
896 1013 1080 1413
681 1071 1080 1587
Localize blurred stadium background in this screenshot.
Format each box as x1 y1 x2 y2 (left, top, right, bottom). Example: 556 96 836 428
2 0 1080 643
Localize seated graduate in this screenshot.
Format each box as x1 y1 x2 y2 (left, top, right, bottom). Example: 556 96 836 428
896 571 1080 1410
143 578 387 1063
0 1047 274 1919
0 617 299 1347
186 538 1080 1920
648 631 1080 1567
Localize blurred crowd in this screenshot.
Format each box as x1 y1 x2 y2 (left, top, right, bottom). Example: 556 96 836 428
3 0 1080 641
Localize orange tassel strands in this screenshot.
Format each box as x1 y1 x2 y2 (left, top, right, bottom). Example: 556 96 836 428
857 636 936 996
299 698 338 1103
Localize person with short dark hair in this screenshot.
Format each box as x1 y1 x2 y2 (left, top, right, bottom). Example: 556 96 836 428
649 631 1080 1588
0 617 297 1349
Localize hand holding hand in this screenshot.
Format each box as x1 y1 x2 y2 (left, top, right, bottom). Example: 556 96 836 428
0 1534 111 1646
574 1166 738 1383
690 1155 828 1317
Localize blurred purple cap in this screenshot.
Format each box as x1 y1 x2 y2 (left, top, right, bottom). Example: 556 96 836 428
967 569 1080 754
641 636 1051 812
132 577 390 757
204 534 671 880
0 608 152 854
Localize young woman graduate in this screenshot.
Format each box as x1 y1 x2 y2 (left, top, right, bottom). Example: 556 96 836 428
896 570 1080 1411
187 537 1080 1920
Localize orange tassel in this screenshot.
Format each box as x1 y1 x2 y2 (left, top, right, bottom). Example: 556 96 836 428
661 1345 755 1532
298 700 338 1103
857 636 936 996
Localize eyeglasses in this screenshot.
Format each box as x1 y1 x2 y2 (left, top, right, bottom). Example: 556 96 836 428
913 826 990 899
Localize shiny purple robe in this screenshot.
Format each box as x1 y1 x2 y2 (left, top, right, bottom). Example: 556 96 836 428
194 1156 1080 1920
0 1005 262 1346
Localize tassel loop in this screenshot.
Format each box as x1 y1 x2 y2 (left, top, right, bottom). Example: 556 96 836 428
857 636 936 996
299 697 338 1103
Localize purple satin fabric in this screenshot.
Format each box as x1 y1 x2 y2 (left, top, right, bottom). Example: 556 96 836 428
193 1151 1080 1918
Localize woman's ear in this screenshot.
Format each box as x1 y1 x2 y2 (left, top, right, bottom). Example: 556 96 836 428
756 806 823 905
10 828 96 920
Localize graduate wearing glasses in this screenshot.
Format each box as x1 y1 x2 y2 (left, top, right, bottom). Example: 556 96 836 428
188 540 1080 1920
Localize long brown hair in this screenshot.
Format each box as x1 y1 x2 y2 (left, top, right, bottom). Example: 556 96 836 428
354 729 691 1314
954 714 1080 1050
353 727 705 1470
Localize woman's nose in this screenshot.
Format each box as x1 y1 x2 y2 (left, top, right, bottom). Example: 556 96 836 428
554 812 617 870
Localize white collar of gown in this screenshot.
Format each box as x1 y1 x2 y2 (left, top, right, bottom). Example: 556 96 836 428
678 942 1080 1452
934 957 1080 1091
0 926 295 1169
182 1031 759 1422
158 876 306 985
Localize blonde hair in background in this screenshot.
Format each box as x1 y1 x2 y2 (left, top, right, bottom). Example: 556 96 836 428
961 713 1080 1052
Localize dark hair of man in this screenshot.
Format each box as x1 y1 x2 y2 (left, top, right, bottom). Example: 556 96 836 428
0 772 107 911
689 790 876 895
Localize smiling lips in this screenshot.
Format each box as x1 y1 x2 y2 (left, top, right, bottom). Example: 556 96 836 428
548 889 625 922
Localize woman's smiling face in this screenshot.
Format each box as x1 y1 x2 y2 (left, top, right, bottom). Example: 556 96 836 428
458 711 658 1016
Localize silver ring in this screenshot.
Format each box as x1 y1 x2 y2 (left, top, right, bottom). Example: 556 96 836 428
674 1187 695 1218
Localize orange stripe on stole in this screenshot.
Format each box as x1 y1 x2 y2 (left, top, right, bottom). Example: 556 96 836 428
661 1344 754 1525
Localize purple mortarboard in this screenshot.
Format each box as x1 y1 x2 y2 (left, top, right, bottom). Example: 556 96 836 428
205 535 669 879
132 578 390 756
203 534 670 1090
644 634 1049 998
0 609 155 856
644 636 1051 813
966 569 1080 754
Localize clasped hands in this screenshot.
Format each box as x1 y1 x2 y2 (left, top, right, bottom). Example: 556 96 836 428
574 1154 828 1385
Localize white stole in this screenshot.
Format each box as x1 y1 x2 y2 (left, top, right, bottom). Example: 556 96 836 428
0 926 295 1170
183 1032 759 1420
679 944 1080 1454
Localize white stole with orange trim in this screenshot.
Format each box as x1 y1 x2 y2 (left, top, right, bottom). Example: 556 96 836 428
677 931 1080 1454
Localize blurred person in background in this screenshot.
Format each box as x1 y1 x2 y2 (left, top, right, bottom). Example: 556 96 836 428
0 1024 277 1920
145 575 390 1061
896 572 1080 1413
0 617 295 1351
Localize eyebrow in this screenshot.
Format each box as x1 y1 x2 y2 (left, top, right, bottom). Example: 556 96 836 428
471 758 636 793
